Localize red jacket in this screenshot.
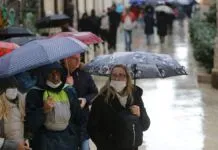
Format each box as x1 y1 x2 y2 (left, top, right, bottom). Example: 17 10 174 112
121 12 136 23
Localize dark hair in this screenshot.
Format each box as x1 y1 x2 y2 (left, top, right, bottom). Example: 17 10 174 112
0 77 18 94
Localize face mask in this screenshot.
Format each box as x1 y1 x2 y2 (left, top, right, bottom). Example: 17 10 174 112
46 80 62 89
5 88 18 100
110 80 127 92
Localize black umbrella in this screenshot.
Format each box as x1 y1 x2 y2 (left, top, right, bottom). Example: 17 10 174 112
36 14 71 28
0 26 34 39
84 51 187 85
4 36 47 46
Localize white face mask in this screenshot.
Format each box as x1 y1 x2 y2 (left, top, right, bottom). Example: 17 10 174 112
46 80 62 89
110 80 127 92
5 88 18 100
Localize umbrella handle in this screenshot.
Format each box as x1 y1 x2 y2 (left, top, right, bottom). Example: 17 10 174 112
131 64 137 86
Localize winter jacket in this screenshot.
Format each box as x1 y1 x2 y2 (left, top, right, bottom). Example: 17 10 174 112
156 12 168 36
70 68 98 141
0 121 18 150
87 86 150 150
122 13 136 30
121 12 136 23
25 63 81 150
0 92 25 141
144 13 155 35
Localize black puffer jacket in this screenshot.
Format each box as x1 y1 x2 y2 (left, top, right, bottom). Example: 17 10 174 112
87 86 150 150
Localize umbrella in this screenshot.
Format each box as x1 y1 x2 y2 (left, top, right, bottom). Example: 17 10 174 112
36 14 71 28
0 26 34 39
0 41 19 57
0 37 87 78
51 32 103 45
84 51 187 85
155 5 173 14
4 36 47 46
129 0 145 5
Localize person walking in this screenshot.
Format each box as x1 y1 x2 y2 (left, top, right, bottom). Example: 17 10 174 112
108 4 121 51
121 8 136 51
25 62 81 150
63 54 98 150
100 10 110 51
144 7 155 46
156 11 168 44
78 13 91 32
89 9 101 52
0 77 29 150
87 64 150 150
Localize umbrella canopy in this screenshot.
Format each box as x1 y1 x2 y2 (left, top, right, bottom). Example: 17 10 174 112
0 41 19 57
51 32 103 45
129 0 145 5
0 37 87 78
155 5 173 13
84 51 187 82
0 26 34 39
4 36 46 46
36 14 71 28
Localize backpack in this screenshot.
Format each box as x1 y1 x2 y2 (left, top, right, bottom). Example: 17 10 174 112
113 109 143 148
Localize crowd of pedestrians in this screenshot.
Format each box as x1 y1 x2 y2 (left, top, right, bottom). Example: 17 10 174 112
0 2 194 150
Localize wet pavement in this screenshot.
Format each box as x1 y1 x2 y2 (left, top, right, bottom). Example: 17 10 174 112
89 19 218 150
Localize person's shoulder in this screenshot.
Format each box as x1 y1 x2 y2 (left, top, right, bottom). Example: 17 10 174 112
26 87 44 98
92 92 106 104
133 85 143 97
77 68 92 78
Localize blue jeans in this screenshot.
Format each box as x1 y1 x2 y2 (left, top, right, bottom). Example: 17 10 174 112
124 30 132 51
81 139 89 150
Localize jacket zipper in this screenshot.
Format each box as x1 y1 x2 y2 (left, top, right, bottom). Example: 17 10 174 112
133 124 136 146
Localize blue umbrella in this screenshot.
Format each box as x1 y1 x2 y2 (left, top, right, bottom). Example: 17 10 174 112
0 37 87 78
84 51 187 85
129 0 145 5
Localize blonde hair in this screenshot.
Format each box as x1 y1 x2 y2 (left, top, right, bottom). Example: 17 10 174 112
98 64 134 104
0 93 25 121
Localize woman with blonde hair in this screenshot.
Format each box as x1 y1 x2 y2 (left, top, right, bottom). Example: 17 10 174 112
0 77 29 150
87 64 150 150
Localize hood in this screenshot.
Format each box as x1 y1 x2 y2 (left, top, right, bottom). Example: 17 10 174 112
0 77 18 94
32 62 66 92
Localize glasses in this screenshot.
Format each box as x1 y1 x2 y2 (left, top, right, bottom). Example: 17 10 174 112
111 73 126 79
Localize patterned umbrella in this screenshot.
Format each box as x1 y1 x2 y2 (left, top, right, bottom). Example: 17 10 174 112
0 41 19 57
51 32 103 45
0 37 87 78
84 51 187 84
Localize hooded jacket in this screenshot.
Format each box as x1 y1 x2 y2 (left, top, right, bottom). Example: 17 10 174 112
25 63 81 150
